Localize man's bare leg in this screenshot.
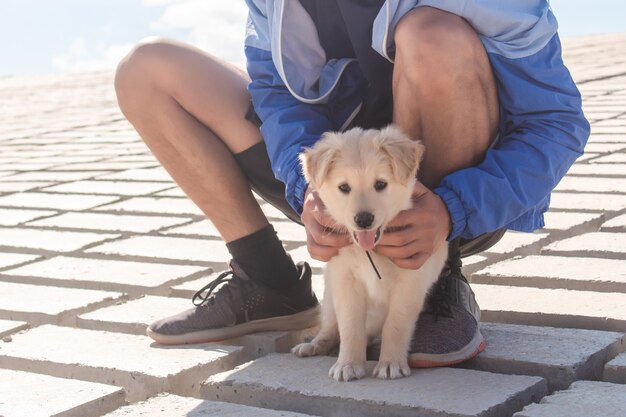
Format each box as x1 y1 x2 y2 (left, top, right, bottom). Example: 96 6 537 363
393 7 500 188
114 38 267 242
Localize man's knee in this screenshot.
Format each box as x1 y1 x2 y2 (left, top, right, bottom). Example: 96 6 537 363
394 7 486 84
114 37 178 111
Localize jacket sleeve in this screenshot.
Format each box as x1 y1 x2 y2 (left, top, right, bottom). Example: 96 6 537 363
433 33 590 240
246 46 334 215
244 1 334 215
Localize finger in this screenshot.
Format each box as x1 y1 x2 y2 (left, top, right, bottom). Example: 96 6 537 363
377 226 419 247
306 233 338 261
375 238 425 259
390 253 430 270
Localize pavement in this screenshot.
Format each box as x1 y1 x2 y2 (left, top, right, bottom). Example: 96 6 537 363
0 32 625 417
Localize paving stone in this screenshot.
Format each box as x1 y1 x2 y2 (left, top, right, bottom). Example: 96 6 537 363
574 152 600 162
0 192 119 210
0 252 39 269
201 354 547 417
288 245 325 270
260 202 291 220
0 281 123 325
155 187 186 197
584 143 626 153
41 180 173 196
472 255 626 292
541 211 604 231
485 232 549 255
0 369 126 417
77 295 192 334
161 219 221 237
0 207 56 226
554 176 626 193
102 393 317 417
97 167 173 182
95 196 203 215
567 163 626 176
86 235 229 263
604 353 626 384
549 192 626 211
601 213 626 231
473 284 626 332
0 319 28 338
27 211 191 233
53 161 159 170
0 181 53 193
273 220 306 242
542 232 626 259
513 381 626 417
463 323 624 390
0 227 118 252
0 325 245 402
591 152 626 163
3 256 206 295
0 170 110 181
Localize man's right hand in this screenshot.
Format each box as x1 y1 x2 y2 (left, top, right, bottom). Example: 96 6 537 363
301 188 351 261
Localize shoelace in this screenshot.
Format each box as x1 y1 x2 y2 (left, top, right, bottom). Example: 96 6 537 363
192 270 239 307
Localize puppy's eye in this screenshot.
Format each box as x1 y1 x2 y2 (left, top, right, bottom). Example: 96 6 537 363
338 183 351 194
374 180 387 191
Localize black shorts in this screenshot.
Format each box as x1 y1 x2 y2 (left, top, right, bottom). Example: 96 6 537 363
236 103 505 257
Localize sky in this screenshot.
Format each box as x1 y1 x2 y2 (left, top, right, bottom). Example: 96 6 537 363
0 0 625 77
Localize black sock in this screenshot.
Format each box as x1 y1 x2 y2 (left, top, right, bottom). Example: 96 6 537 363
226 224 299 290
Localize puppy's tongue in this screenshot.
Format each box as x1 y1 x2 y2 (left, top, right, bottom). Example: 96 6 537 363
354 230 377 251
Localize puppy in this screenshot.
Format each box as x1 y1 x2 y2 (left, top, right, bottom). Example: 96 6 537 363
292 126 448 381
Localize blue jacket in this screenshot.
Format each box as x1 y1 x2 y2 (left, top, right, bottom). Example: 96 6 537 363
244 0 590 240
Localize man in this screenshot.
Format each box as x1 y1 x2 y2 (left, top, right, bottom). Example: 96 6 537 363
114 0 589 366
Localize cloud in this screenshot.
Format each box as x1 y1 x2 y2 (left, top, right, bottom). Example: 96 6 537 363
148 0 248 64
51 38 133 73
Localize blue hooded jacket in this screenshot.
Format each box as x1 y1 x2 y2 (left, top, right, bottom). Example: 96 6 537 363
244 0 590 240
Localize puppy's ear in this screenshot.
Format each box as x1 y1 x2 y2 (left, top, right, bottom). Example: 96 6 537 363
378 126 425 184
299 132 341 189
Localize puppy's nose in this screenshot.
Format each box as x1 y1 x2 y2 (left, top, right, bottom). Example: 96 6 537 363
354 211 374 229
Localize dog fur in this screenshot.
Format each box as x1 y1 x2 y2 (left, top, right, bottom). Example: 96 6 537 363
292 126 448 381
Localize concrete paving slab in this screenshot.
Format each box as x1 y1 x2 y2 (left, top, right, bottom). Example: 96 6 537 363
0 227 118 252
462 323 624 390
485 232 549 255
604 353 626 384
592 152 626 163
0 207 57 226
0 319 28 338
0 369 126 417
0 325 246 402
95 196 203 215
471 255 626 292
0 253 39 269
201 354 548 417
0 192 119 210
0 281 123 325
513 381 626 417
102 393 318 417
0 181 53 193
161 219 221 237
77 295 192 334
26 211 192 233
2 256 206 295
86 235 229 263
288 245 325 270
473 284 626 332
541 211 604 231
567 163 626 176
554 176 626 193
542 232 626 259
601 213 626 231
41 180 172 196
549 192 626 211
0 170 111 182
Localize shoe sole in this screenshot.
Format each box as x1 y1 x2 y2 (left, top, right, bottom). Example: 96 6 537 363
146 305 321 345
408 328 486 368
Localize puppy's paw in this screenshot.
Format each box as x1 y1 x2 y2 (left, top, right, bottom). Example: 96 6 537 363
329 360 366 382
291 342 320 357
373 360 411 380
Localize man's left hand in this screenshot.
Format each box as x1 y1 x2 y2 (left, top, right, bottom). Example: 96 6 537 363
374 181 451 269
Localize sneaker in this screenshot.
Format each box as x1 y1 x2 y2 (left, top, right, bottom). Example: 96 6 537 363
147 261 320 345
367 239 486 367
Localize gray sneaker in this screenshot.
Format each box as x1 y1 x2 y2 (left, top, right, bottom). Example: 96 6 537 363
147 261 320 345
367 239 486 367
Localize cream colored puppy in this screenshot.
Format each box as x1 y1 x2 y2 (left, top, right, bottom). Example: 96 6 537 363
292 126 448 381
